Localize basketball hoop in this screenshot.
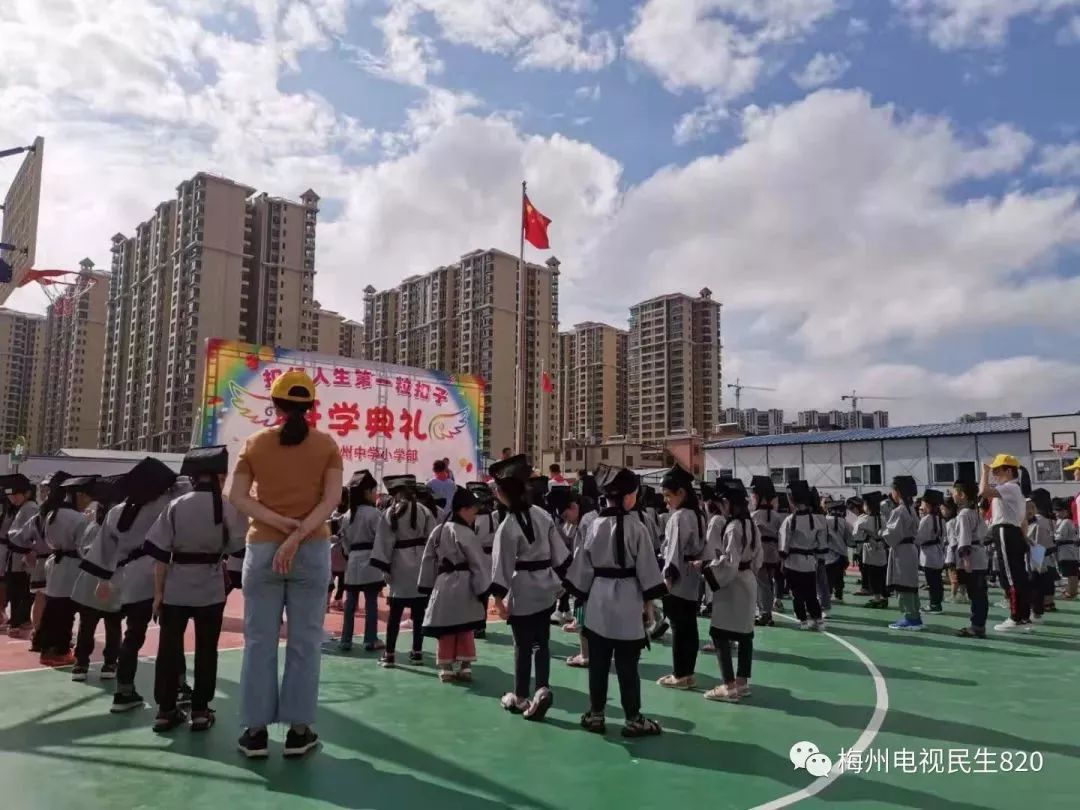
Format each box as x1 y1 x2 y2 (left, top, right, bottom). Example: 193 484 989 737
1052 442 1074 458
41 275 97 317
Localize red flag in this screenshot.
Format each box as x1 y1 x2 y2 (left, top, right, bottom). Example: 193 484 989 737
523 194 552 249
542 371 554 393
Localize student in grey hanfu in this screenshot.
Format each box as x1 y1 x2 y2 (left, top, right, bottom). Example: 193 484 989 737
339 470 386 653
96 458 190 713
1053 497 1079 600
699 478 762 703
567 466 665 737
884 475 923 631
818 498 852 613
36 476 97 665
656 464 707 690
466 480 500 640
916 489 946 613
750 476 783 627
145 446 246 732
419 487 491 683
19 471 70 651
371 475 435 668
953 480 990 638
3 475 40 639
489 455 569 721
778 480 827 631
70 476 126 682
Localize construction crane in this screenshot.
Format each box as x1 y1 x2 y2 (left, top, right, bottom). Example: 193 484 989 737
727 378 776 411
841 390 904 414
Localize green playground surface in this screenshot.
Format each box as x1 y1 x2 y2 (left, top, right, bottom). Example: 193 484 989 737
1 582 1077 810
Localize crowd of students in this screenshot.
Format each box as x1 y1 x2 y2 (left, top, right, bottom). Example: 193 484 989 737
2 368 1078 756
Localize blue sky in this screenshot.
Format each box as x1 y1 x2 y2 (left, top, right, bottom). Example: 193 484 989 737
3 0 1080 423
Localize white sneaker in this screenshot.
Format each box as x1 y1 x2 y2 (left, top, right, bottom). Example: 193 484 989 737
798 620 813 630
820 611 829 619
814 619 827 631
994 619 1018 632
401 619 413 630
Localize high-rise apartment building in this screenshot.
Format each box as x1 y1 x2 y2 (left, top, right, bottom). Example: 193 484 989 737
0 307 46 452
361 248 560 460
557 322 627 447
0 136 44 304
797 409 889 431
722 407 784 436
100 172 318 452
314 303 365 358
628 289 722 444
38 259 108 453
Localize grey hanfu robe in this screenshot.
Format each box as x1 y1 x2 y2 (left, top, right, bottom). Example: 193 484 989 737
660 507 706 603
703 516 762 636
418 519 491 636
883 502 920 592
489 505 569 620
371 499 436 605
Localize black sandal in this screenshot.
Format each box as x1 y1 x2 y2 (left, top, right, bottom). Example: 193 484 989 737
622 715 662 738
580 712 606 734
523 687 553 722
153 709 188 733
190 709 216 732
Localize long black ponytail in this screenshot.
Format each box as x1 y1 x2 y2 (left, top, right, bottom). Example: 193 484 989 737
273 395 312 446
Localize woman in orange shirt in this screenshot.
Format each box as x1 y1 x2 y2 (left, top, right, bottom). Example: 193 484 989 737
228 371 343 760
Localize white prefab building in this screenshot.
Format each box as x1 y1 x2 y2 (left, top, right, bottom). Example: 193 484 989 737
704 414 1080 499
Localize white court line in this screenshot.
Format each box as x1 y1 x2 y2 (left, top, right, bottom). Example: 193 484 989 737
749 617 890 810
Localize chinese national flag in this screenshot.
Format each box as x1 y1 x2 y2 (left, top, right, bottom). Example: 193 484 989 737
523 194 552 249
542 371 554 393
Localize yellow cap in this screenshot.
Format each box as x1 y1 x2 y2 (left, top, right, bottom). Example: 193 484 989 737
270 370 316 403
988 453 1021 470
1064 457 1080 472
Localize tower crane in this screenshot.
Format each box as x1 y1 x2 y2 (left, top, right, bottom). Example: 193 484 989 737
727 378 776 411
841 390 904 415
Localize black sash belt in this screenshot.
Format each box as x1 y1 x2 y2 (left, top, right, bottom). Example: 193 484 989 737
350 542 375 552
79 559 113 580
594 567 635 578
682 555 701 562
438 561 470 574
738 562 753 571
482 546 493 554
787 548 819 555
761 537 778 544
395 538 427 550
118 548 146 567
515 559 551 572
919 540 940 547
51 550 80 561
170 552 224 565
898 538 915 545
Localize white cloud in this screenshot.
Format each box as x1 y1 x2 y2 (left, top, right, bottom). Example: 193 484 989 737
1059 15 1080 42
574 84 601 102
357 0 616 82
847 17 869 36
791 51 851 89
894 0 1080 49
1036 142 1080 178
673 97 730 144
624 0 839 98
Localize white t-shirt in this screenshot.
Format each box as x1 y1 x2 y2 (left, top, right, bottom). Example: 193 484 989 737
990 479 1025 527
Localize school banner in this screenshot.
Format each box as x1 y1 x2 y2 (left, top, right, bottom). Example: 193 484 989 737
196 339 484 482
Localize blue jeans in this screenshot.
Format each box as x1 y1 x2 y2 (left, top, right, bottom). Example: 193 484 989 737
240 540 330 729
341 588 380 646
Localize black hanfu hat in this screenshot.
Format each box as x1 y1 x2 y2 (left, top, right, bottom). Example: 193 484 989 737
489 454 532 483
596 465 639 499
124 457 178 504
660 463 695 493
348 469 377 491
750 475 777 500
466 481 494 501
451 486 478 512
921 488 945 507
546 486 578 513
181 446 228 478
383 474 417 494
787 479 813 507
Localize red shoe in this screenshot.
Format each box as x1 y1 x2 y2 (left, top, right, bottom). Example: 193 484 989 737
42 651 76 668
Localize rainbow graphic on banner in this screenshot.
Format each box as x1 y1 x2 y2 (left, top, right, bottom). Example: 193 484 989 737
197 339 485 480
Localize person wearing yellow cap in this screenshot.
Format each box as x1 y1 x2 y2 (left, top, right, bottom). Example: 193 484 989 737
979 454 1032 632
228 370 344 759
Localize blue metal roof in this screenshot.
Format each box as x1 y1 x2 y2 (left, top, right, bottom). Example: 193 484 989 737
705 418 1029 449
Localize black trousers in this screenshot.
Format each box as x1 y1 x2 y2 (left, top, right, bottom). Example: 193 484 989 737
1030 569 1056 617
662 595 699 677
786 569 822 621
510 610 551 698
38 596 76 655
923 567 944 608
773 565 788 597
155 603 224 712
958 570 989 629
117 599 154 686
4 571 32 627
557 589 571 614
74 606 122 666
711 628 753 682
994 526 1030 623
331 573 346 602
827 559 847 599
385 598 426 654
586 632 641 718
864 564 888 598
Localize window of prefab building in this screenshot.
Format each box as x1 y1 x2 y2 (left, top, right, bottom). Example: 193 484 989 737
844 464 882 485
770 467 800 485
932 461 978 485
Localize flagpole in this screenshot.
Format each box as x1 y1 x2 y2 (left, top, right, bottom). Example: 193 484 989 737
515 180 528 457
540 355 547 471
